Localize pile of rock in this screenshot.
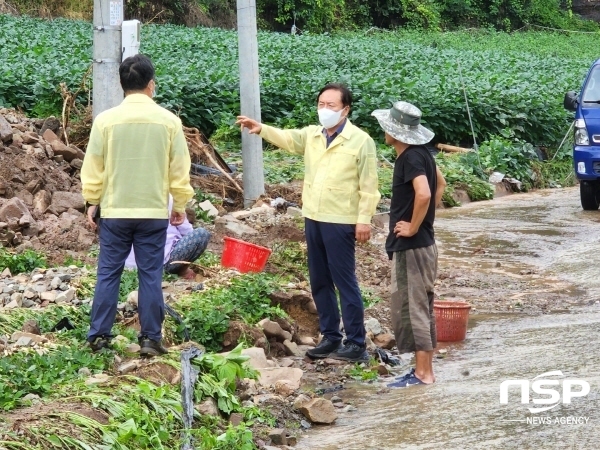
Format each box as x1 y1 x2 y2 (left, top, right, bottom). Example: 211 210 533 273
0 265 87 309
0 110 94 253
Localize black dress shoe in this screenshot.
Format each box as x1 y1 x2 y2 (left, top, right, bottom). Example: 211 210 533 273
139 337 169 357
329 341 369 362
306 337 342 359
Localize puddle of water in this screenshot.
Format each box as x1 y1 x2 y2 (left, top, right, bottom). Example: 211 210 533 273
299 188 600 449
299 308 600 450
435 188 600 296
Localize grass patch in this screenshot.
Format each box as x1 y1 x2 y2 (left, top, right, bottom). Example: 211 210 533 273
166 273 287 352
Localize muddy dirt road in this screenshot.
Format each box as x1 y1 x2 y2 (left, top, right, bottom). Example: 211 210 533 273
299 187 600 450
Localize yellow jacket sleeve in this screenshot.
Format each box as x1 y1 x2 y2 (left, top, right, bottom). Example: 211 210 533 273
81 120 105 205
169 124 194 213
259 124 307 155
356 137 381 224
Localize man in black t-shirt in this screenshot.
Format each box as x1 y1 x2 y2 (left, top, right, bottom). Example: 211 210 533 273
372 101 446 388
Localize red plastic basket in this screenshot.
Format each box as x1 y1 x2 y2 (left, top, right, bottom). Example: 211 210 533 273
221 237 272 273
434 300 471 342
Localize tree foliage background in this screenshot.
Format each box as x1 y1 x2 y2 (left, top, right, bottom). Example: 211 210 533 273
5 0 598 32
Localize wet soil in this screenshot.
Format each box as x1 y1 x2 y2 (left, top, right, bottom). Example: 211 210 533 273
299 187 600 450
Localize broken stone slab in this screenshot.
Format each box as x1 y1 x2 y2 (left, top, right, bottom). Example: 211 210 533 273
23 288 38 299
33 190 51 215
198 200 219 218
0 116 13 142
11 331 48 344
195 397 220 417
1 268 11 278
50 277 61 290
214 216 258 237
127 290 138 307
10 292 22 305
253 393 286 406
293 394 311 410
14 336 34 347
40 117 61 136
15 190 33 206
118 360 140 375
85 373 111 386
257 367 303 390
240 347 269 370
42 128 59 143
283 339 304 357
70 158 83 170
50 191 85 214
0 197 35 225
21 131 38 144
55 287 76 303
274 379 297 397
298 398 337 424
364 317 383 336
286 206 303 218
268 428 287 446
373 333 396 350
22 319 41 335
230 205 274 220
279 358 294 368
229 412 244 427
258 318 288 342
3 299 20 309
22 298 36 308
49 140 79 162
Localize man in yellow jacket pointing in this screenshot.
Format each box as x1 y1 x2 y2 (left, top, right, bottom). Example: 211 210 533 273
237 83 380 362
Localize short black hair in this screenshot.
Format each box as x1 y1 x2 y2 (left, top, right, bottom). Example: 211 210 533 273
317 83 353 107
119 54 155 92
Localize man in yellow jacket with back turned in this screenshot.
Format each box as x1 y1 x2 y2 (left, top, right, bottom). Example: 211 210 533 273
237 83 381 362
81 54 193 356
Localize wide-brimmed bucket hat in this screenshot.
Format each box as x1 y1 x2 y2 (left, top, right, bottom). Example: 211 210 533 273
371 101 434 145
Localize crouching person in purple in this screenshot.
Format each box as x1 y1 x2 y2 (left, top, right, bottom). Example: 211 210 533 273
125 196 210 280
371 101 446 387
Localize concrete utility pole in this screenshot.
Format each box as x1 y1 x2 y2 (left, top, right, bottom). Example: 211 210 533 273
237 0 265 207
93 0 124 119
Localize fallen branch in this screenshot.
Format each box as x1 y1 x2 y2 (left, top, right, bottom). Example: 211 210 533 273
436 143 473 153
184 127 242 193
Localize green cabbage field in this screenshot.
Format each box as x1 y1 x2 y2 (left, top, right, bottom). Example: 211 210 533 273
0 14 597 147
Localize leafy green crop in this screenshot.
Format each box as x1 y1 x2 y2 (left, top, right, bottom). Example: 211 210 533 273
0 246 46 274
0 15 595 148
168 273 287 351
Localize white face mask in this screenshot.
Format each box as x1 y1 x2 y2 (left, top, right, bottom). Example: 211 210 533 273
318 107 345 129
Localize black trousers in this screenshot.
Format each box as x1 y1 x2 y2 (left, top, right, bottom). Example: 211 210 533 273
305 218 365 346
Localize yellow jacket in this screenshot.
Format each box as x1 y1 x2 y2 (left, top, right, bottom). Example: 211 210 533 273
260 121 380 224
81 94 193 218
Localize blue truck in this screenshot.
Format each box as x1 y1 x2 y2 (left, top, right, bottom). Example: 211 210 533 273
564 59 600 210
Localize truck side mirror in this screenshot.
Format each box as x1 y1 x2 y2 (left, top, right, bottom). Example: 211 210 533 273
564 91 579 111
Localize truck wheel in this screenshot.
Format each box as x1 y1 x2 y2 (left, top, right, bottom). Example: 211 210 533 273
580 181 600 210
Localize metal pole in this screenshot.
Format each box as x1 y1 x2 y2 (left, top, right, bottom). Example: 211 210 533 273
237 0 265 207
93 0 124 118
